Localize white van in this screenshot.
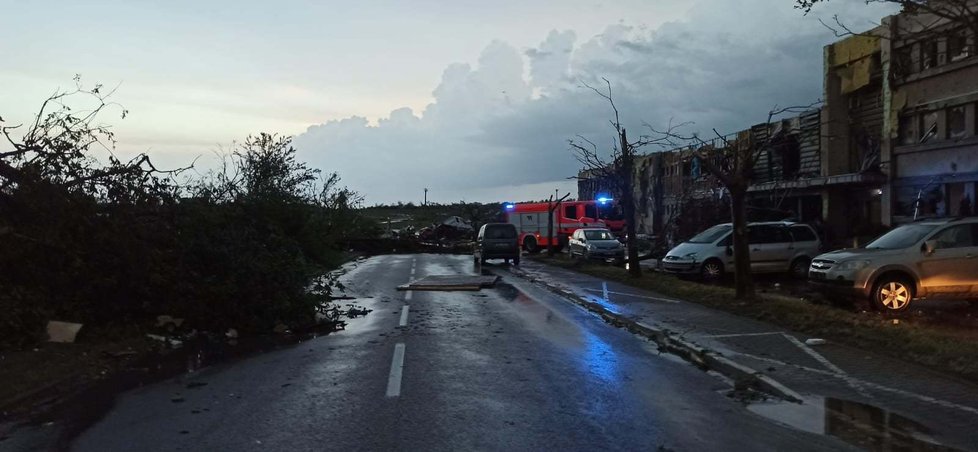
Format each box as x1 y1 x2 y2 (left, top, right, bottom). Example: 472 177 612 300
661 221 821 280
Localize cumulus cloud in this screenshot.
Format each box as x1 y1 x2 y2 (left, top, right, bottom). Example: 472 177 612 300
293 0 896 204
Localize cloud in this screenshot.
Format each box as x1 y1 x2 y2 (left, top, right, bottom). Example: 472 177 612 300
293 0 897 204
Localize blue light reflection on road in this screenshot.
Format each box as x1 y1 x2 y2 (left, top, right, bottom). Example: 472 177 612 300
583 330 619 384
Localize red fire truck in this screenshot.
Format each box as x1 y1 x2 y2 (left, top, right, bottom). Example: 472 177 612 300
503 197 625 252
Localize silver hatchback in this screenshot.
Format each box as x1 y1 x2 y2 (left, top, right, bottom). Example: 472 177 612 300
662 221 822 280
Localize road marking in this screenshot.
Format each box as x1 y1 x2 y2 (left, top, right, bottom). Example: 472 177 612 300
706 332 784 339
733 350 978 416
404 290 413 301
386 343 406 397
582 287 681 304
780 333 873 399
399 305 409 327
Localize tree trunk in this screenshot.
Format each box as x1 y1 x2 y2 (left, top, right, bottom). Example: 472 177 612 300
621 129 642 277
729 186 754 299
547 199 556 257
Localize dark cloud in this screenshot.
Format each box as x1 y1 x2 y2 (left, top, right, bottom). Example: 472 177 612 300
293 0 897 204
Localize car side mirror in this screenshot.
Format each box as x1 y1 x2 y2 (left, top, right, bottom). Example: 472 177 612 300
725 246 733 256
922 240 936 255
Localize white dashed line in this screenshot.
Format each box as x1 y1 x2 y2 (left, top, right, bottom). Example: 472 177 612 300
399 305 410 327
404 290 413 302
386 343 406 397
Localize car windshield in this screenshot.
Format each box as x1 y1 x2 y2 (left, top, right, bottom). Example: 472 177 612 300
583 230 614 240
864 224 939 249
687 224 732 243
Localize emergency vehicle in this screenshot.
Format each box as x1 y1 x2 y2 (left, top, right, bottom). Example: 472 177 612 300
502 197 625 252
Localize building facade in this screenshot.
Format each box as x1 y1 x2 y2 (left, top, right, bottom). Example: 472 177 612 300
579 6 978 246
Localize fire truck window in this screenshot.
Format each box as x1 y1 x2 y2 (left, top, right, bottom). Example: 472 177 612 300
564 205 577 219
584 204 597 219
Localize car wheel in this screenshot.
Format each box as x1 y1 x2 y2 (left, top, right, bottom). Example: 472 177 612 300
524 237 539 254
872 277 914 312
700 259 723 281
789 257 811 280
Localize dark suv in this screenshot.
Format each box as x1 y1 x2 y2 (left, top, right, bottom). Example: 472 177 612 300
474 223 520 265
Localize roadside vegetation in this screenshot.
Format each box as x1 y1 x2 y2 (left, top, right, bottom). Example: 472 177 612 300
0 78 379 349
533 254 978 381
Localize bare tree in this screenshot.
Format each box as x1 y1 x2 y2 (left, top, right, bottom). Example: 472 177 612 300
570 78 687 277
653 103 818 299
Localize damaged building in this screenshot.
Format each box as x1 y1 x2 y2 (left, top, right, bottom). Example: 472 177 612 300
579 5 978 247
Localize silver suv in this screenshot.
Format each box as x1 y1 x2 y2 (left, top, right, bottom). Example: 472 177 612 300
809 217 978 312
662 221 822 280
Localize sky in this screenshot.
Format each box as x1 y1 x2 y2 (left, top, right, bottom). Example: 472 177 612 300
0 0 897 205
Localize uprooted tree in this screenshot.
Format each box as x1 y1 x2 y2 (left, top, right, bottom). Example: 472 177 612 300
570 78 686 277
0 78 371 346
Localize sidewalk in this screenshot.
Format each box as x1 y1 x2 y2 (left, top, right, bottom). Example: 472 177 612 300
507 260 978 451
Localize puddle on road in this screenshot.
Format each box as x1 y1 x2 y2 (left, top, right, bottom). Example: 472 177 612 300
748 396 954 451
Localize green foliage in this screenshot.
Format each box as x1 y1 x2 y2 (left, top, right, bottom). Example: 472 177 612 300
0 81 374 347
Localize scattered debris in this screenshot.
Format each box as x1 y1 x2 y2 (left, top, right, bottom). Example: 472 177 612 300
171 396 185 403
46 321 83 343
273 323 290 334
225 329 239 339
804 338 827 346
397 275 499 291
156 315 185 329
185 382 208 389
104 349 138 358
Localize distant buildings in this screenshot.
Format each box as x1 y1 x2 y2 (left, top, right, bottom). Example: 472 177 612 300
580 6 978 247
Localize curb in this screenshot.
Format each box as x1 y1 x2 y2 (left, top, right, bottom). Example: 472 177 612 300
507 265 803 403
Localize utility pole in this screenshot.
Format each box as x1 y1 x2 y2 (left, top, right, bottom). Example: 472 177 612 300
424 188 428 206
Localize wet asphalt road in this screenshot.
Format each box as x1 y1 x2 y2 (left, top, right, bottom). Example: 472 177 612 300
64 254 853 451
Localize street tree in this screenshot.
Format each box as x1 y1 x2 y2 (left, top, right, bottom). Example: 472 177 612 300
652 104 817 299
570 78 685 277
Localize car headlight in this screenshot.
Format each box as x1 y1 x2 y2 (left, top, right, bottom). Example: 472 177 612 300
836 260 871 271
683 252 698 259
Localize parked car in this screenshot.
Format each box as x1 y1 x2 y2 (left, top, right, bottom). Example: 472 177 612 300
568 227 625 261
661 221 821 280
474 223 520 265
809 217 978 312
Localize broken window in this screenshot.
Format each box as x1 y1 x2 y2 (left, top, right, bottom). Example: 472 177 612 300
899 115 916 146
948 105 967 139
919 111 939 143
922 40 939 70
947 29 972 62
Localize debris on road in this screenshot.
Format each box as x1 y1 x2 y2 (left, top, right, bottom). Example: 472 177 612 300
156 315 184 329
46 321 83 343
804 338 827 346
225 329 239 339
397 275 499 291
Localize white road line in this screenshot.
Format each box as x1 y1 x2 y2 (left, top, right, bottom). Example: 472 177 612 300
706 332 784 339
733 350 978 416
582 287 681 304
386 343 406 397
399 305 410 327
780 333 873 398
404 290 413 302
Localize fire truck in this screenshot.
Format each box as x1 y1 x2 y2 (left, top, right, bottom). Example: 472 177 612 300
503 197 625 253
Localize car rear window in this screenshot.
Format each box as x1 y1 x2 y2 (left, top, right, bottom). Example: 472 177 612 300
485 225 516 239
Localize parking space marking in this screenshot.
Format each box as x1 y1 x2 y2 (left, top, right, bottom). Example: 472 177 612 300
780 333 873 399
581 287 681 304
399 305 409 327
386 343 406 397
